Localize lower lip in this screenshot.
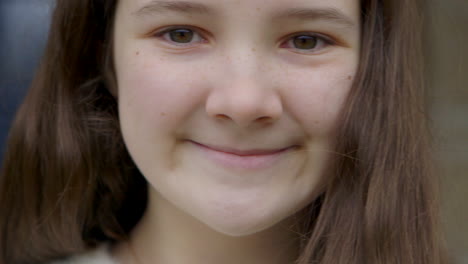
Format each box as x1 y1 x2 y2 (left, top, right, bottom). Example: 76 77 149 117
190 141 294 170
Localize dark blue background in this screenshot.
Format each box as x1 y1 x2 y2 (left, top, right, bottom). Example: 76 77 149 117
0 0 52 161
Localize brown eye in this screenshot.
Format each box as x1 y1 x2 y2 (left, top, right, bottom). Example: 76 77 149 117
169 29 194 43
155 27 205 47
293 35 318 50
283 33 334 54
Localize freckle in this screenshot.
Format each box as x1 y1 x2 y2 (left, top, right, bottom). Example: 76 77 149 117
347 75 352 80
251 47 256 52
160 112 166 116
136 51 140 55
256 7 261 12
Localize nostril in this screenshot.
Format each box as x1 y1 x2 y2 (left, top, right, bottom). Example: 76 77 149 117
255 116 277 126
215 114 230 121
255 116 272 123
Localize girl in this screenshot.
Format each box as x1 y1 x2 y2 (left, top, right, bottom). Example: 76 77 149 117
0 0 447 263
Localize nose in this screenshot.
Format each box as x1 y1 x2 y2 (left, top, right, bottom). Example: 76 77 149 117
205 77 283 128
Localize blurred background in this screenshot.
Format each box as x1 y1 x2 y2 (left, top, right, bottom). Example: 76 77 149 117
426 0 468 263
0 0 466 262
0 0 51 159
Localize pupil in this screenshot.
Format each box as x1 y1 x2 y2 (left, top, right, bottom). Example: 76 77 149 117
170 29 194 43
293 36 317 49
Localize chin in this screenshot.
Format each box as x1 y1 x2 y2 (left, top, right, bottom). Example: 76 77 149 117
206 219 277 237
193 203 294 237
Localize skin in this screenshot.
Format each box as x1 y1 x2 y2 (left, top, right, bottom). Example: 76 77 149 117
112 0 360 263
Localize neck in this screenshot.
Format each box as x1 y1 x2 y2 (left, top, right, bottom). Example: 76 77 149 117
114 189 302 264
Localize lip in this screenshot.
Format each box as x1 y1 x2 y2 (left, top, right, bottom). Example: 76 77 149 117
189 140 296 170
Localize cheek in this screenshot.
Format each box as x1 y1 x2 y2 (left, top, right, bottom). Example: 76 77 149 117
115 54 208 132
281 63 355 136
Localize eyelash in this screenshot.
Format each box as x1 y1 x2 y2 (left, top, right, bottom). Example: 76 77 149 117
153 26 335 54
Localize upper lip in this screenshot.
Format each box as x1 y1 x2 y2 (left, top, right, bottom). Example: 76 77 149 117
189 140 295 156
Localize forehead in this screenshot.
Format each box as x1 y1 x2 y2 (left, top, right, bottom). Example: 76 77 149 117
119 0 360 24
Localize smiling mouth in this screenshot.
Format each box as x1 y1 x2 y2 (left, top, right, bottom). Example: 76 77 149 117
188 140 298 170
188 140 294 155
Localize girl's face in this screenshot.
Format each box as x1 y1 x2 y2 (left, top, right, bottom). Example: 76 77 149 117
114 0 360 235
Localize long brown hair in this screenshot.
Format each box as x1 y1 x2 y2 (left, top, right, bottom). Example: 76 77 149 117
0 0 446 263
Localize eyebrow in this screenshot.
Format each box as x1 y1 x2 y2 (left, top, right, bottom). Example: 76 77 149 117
133 0 356 28
134 0 212 17
272 7 356 27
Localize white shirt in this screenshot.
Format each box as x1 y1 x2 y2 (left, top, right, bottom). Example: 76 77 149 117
49 244 118 264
